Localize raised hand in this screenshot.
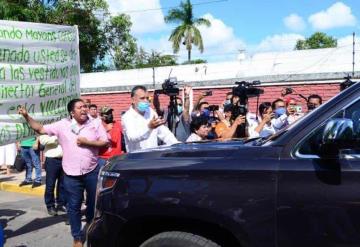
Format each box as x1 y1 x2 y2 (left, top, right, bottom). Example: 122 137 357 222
184 85 192 96
17 105 28 117
234 115 246 126
148 116 166 129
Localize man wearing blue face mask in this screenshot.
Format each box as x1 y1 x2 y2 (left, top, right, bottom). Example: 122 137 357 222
271 98 299 131
122 85 179 152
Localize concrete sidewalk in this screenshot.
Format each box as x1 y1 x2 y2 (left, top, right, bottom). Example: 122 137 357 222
0 167 45 197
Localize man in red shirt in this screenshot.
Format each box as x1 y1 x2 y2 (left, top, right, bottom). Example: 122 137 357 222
98 106 123 167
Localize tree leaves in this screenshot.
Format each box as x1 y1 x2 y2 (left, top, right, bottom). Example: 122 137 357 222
295 32 337 50
164 0 211 61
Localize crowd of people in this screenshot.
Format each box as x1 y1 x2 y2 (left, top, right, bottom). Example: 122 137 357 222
6 84 322 247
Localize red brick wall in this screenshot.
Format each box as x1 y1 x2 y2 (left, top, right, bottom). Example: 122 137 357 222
82 83 340 120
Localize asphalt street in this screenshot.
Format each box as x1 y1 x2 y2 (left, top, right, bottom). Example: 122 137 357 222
0 191 73 247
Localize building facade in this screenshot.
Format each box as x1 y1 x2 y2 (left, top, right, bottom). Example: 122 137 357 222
80 46 359 119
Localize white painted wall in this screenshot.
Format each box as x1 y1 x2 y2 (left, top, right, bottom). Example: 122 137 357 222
80 45 359 88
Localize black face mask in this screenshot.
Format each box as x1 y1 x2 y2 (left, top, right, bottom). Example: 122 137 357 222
103 114 114 124
307 103 316 111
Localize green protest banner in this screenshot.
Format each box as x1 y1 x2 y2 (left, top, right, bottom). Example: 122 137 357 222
0 20 80 145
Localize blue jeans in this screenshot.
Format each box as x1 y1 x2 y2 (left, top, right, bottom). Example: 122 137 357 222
20 147 41 183
63 165 100 241
97 157 107 168
44 157 66 209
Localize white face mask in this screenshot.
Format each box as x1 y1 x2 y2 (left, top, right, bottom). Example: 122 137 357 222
70 118 85 135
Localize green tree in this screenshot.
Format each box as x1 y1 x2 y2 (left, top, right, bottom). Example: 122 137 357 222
182 59 207 65
295 32 337 50
0 0 135 72
135 49 177 68
106 14 137 70
164 0 211 62
0 0 48 22
47 0 110 72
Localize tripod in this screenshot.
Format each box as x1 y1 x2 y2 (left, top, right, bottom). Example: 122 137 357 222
167 95 179 135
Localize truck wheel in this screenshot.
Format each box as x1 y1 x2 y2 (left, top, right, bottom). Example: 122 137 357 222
140 231 221 247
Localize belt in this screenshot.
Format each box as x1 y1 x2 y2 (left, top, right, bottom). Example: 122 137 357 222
47 157 62 160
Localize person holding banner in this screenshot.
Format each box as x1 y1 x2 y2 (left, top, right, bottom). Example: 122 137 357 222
18 99 108 247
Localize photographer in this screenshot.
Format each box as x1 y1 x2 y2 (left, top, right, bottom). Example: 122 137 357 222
248 102 276 138
286 98 304 124
215 104 246 139
272 98 303 131
192 90 212 117
194 90 212 111
153 85 191 142
228 81 264 138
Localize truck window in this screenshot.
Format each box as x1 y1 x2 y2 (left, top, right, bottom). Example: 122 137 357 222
296 99 360 157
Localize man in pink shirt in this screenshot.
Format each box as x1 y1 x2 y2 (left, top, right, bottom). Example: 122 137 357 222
18 99 108 247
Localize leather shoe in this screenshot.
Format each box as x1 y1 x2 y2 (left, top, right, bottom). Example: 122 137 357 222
32 182 42 188
56 205 67 213
19 181 32 187
47 207 57 216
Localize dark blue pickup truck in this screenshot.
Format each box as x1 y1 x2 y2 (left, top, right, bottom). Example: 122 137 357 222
88 82 360 247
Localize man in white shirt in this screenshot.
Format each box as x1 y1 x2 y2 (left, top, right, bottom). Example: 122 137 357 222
271 98 303 131
122 85 179 152
39 135 66 217
248 102 276 138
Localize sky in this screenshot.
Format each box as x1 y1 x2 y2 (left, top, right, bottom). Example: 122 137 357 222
106 0 360 63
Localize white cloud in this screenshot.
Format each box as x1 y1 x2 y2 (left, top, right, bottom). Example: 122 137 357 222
194 13 246 61
137 36 173 54
284 14 306 31
138 13 246 62
106 0 167 34
255 34 305 52
308 2 357 30
337 35 360 47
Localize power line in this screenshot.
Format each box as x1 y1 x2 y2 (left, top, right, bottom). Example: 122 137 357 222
121 0 228 13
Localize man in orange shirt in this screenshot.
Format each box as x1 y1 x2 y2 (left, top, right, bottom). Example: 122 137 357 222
98 106 123 167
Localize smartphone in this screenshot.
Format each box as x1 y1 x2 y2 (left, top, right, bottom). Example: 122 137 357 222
291 105 302 113
203 90 212 96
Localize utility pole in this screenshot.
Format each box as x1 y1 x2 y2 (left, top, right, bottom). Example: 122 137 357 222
152 67 155 88
353 32 355 77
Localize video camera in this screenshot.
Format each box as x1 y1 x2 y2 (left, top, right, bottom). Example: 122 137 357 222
230 81 264 138
208 105 219 112
155 77 180 96
231 80 264 119
282 87 293 96
340 75 356 91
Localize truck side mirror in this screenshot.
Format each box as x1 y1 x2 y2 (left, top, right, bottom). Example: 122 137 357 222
322 118 354 144
319 118 355 158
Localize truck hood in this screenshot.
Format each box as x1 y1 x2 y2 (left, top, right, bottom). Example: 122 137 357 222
105 138 279 171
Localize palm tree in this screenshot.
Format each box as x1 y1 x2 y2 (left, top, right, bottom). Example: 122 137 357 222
165 0 211 62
